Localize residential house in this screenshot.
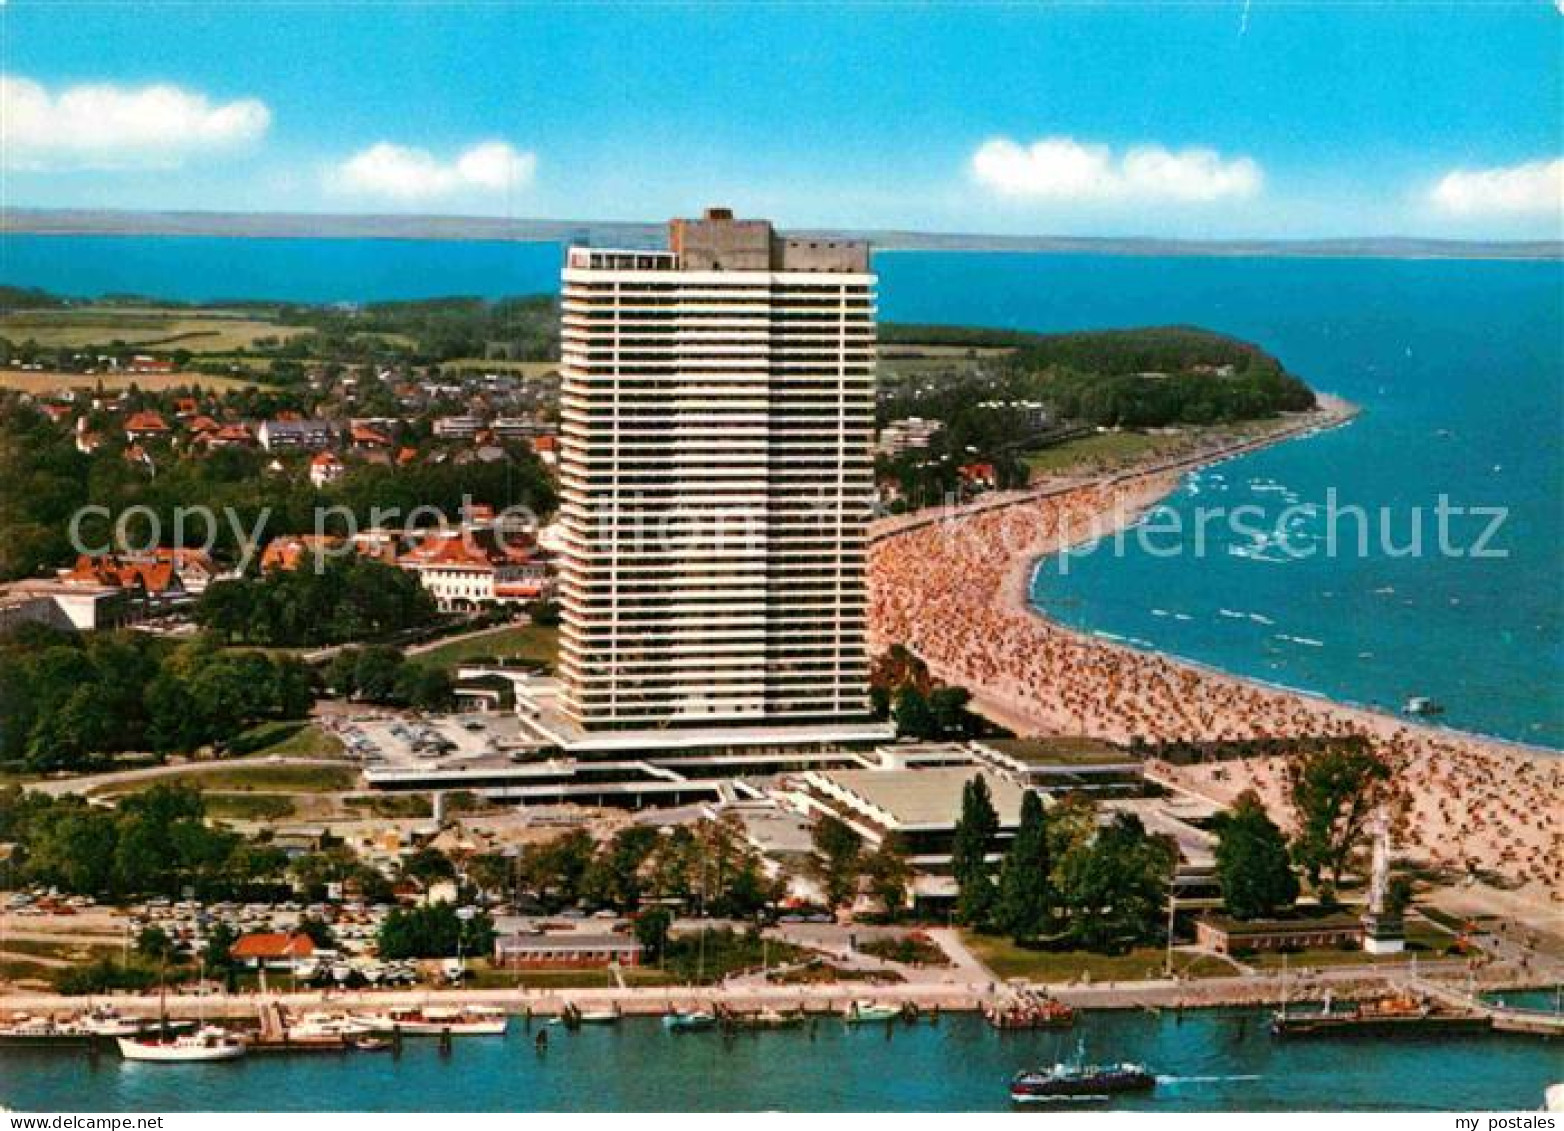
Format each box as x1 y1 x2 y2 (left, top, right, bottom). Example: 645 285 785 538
257 418 337 451
309 450 346 488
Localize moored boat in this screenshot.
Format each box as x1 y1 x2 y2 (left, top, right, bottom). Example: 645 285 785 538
843 1000 900 1023
116 1026 247 1063
0 1014 95 1048
663 1009 717 1032
351 1006 508 1036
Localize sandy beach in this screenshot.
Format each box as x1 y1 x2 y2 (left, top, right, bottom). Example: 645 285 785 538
868 406 1564 913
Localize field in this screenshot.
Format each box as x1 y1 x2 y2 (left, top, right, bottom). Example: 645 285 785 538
0 368 258 394
414 623 559 672
1023 430 1189 476
439 359 558 378
0 307 309 352
963 933 1237 982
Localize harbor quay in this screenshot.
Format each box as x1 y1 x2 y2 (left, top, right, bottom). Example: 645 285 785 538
0 964 1552 1025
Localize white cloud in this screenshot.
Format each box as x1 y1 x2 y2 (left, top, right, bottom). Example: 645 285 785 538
1429 158 1563 218
971 136 1262 204
0 75 269 170
330 141 536 201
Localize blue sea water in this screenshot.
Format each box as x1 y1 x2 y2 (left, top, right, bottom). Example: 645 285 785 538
0 1012 1558 1112
1 235 1560 747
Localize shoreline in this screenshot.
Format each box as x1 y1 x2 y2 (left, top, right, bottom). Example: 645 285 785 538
868 402 1564 905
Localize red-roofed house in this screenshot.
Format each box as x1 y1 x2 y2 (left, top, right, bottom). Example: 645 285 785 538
124 410 171 443
58 554 189 616
229 931 316 970
309 450 345 488
260 535 345 572
398 529 552 610
958 462 998 491
349 424 392 451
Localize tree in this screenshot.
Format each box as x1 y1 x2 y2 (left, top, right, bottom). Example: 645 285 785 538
203 921 239 972
136 924 176 962
995 790 1051 942
892 686 936 739
634 906 673 963
951 776 999 927
1213 790 1299 920
862 833 912 920
377 902 494 960
809 815 864 911
1055 813 1176 951
1286 740 1394 893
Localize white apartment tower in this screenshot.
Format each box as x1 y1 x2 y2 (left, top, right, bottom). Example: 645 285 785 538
554 209 890 751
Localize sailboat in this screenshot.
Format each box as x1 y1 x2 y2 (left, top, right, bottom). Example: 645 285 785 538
117 960 247 1062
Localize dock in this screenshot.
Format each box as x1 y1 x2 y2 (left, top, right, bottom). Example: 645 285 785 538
1402 976 1564 1038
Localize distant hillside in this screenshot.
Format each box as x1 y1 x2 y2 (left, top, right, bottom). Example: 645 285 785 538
4 208 1559 261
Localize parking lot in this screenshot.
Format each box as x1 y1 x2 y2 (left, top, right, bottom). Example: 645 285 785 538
338 712 534 773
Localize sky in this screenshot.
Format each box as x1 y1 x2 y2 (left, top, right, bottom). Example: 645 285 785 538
1 1 1561 239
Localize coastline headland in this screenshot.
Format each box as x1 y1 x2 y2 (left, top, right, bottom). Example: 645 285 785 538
867 400 1564 908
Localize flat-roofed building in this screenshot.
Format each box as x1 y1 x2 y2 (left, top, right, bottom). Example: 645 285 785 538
799 766 1026 891
494 933 642 969
552 209 889 755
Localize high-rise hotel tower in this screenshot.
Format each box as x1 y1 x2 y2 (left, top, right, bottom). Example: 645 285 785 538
553 209 891 753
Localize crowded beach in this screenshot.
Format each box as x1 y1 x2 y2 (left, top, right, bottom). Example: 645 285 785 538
867 409 1564 908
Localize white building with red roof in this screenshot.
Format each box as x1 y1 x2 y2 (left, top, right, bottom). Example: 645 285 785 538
397 529 553 610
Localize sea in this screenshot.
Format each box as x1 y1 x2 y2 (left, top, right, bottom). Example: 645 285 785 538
0 1010 1559 1112
3 232 1559 748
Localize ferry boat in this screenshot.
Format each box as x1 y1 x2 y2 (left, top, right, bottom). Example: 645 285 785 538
351 1006 508 1036
116 1026 247 1063
1010 1046 1157 1103
843 1000 902 1023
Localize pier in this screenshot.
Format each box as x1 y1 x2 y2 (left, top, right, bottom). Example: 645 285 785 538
1401 975 1564 1038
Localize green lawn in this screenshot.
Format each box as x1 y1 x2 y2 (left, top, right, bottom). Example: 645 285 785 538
90 761 358 799
464 964 673 990
416 623 558 672
202 793 298 820
1024 430 1187 477
963 932 1232 982
233 721 347 759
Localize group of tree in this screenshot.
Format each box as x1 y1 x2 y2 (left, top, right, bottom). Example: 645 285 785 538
806 815 913 918
465 818 784 919
198 557 437 648
872 325 1315 506
321 645 454 711
870 644 995 741
0 628 314 771
1202 739 1395 919
952 777 1177 952
377 901 496 960
1 784 289 899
